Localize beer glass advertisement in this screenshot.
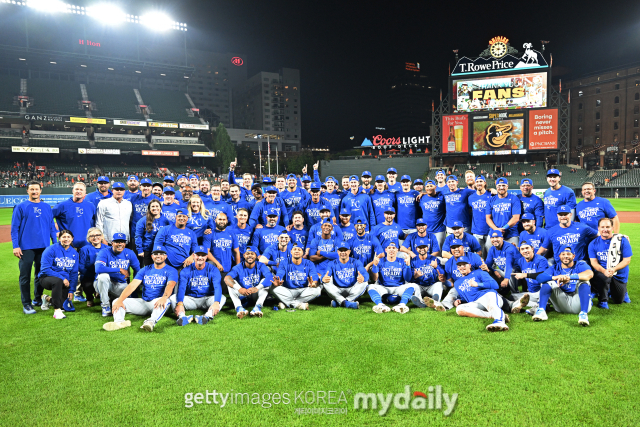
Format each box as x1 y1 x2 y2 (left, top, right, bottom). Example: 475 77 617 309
471 111 525 156
442 114 469 154
452 72 547 113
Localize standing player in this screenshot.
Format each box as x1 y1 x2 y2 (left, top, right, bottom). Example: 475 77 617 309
227 184 252 220
361 171 373 192
85 176 112 209
434 170 449 195
518 213 549 257
337 207 356 241
308 219 341 276
386 168 402 193
321 241 369 309
302 183 335 229
271 244 321 310
206 183 235 226
287 211 308 249
371 207 404 250
396 175 421 235
442 221 482 259
486 177 521 245
370 176 396 225
443 175 474 233
341 176 376 230
229 208 253 257
464 170 476 190
322 177 343 218
543 168 577 228
280 173 309 221
102 245 178 332
468 175 492 257
204 212 240 276
517 178 544 230
123 175 140 200
576 182 620 232
250 186 289 228
160 187 181 223
250 210 286 254
419 180 446 249
153 209 198 273
225 246 273 318
11 181 58 314
52 182 96 250
544 206 598 264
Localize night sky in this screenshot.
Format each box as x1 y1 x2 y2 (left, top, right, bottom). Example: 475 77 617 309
130 0 640 150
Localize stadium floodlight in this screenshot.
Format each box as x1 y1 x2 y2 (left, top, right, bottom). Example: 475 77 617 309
86 4 126 24
27 0 67 13
140 11 174 31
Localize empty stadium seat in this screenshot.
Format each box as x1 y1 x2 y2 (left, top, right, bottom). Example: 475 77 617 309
85 83 141 119
139 88 201 124
27 78 82 116
0 75 21 113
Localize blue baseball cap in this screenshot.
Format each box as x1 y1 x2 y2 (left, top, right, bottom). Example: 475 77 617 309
489 230 503 238
451 221 464 229
521 213 535 221
244 246 259 255
436 170 446 175
164 175 175 182
450 238 464 247
286 173 297 179
557 205 572 214
387 167 397 174
425 180 436 186
112 182 125 189
325 176 337 183
97 176 109 183
475 175 486 182
262 177 273 183
361 171 372 177
355 218 365 224
413 179 423 185
302 174 312 182
349 175 359 181
140 178 152 185
189 174 199 180
337 241 350 250
163 187 175 194
127 175 139 181
266 208 279 217
496 177 508 185
386 241 398 248
415 237 430 248
520 178 533 186
401 175 411 182
251 182 262 189
177 175 186 180
456 256 470 265
384 206 396 214
112 233 127 242
152 245 167 254
193 245 208 255
519 239 533 248
560 245 574 254
176 208 188 216
265 186 278 193
321 217 333 224
547 169 560 176
447 175 458 181
310 183 321 191
320 205 331 212
416 218 427 227
375 175 385 182
62 299 75 312
340 207 351 216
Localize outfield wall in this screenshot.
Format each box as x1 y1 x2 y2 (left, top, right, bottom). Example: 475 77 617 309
320 158 430 181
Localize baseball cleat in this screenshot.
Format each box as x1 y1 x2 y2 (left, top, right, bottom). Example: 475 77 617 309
73 294 87 302
411 295 427 308
486 320 509 332
53 310 66 320
296 303 309 310
344 301 359 309
433 302 446 312
236 307 249 319
277 302 286 310
511 294 530 313
392 303 410 314
504 313 510 324
423 297 436 308
372 303 391 313
101 306 112 317
196 315 212 325
623 292 631 303
141 320 155 332
597 301 609 309
31 299 42 307
23 304 36 315
578 311 590 327
41 296 51 311
103 320 131 331
176 315 193 326
532 308 548 322
330 300 339 308
250 305 263 317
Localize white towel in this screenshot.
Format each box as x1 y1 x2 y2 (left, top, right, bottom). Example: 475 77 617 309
606 234 623 270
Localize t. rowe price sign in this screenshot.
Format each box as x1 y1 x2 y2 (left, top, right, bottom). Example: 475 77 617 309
371 135 430 146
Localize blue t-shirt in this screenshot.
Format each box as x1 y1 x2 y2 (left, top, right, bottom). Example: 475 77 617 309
418 193 446 233
387 182 403 193
303 198 336 230
377 258 413 287
485 241 519 278
52 198 96 249
323 191 343 219
129 193 161 233
543 185 577 228
153 225 199 268
207 199 236 227
486 193 522 239
276 259 320 289
444 253 484 282
250 198 289 228
576 197 617 231
176 263 222 302
250 225 286 254
395 190 420 230
402 232 440 255
539 260 591 293
135 216 171 254
588 236 632 283
134 264 179 301
371 190 397 225
262 243 293 267
339 223 357 242
228 261 273 289
95 247 141 283
519 227 549 253
410 255 443 287
348 233 383 266
288 227 308 249
468 191 492 236
84 189 112 210
372 223 404 249
308 222 344 242
229 224 253 256
329 258 369 288
308 235 340 275
518 194 545 230
544 222 599 263
444 188 474 228
227 198 252 224
442 233 481 256
515 254 549 293
280 187 309 221
453 270 499 303
436 184 449 196
204 228 239 272
161 202 182 223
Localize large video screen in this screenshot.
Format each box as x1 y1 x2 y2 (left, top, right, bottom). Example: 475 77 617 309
471 111 526 156
452 72 548 113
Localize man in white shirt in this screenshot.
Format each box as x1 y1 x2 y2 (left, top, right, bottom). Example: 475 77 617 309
96 182 133 244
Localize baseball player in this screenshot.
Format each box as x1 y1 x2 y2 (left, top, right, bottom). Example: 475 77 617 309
442 221 482 259
486 177 521 246
396 175 421 235
518 213 549 257
434 170 449 195
259 231 293 271
510 239 549 313
576 182 620 232
229 207 253 256
341 175 376 230
517 178 544 231
321 241 369 309
443 175 475 233
468 175 492 257
543 168 577 228
481 230 520 295
204 212 240 276
103 245 178 332
348 219 384 279
171 245 225 325
153 209 198 273
308 219 341 276
371 207 404 250
225 246 273 318
250 209 287 254
386 168 402 193
370 175 396 225
544 205 598 264
407 237 445 308
419 180 446 249
250 186 289 228
401 218 441 258
271 244 321 310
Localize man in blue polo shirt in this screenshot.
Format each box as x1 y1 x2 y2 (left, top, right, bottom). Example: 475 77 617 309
543 168 577 228
443 175 474 233
486 177 521 246
576 182 620 232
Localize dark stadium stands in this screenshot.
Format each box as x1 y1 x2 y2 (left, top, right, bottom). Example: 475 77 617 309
0 137 22 147
85 83 142 119
151 142 209 153
28 139 91 149
140 88 201 124
0 75 20 112
27 78 82 116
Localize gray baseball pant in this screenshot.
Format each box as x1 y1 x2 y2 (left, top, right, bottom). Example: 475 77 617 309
227 279 268 309
112 297 171 324
169 294 227 313
322 279 368 304
272 286 322 308
419 282 444 300
95 273 128 308
547 283 593 314
455 292 507 322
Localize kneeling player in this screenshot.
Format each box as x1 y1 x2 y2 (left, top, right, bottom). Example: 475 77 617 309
225 246 273 318
171 246 225 326
103 245 178 332
408 237 445 308
510 239 548 313
321 241 369 309
532 246 594 326
271 244 321 310
367 242 420 314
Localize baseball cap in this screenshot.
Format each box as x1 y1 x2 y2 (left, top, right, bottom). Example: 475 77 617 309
337 241 350 250
415 238 430 248
321 183 327 189
401 175 411 182
325 176 337 183
436 170 446 175
97 176 109 183
266 208 279 217
451 221 464 229
496 177 508 185
520 178 533 186
112 233 127 242
450 238 464 247
164 175 175 182
387 167 397 174
262 177 273 184
245 246 259 255
355 218 365 224
177 175 186 180
475 175 486 182
286 173 297 179
321 217 333 225
447 175 458 181
339 207 351 216
519 239 533 248
416 218 427 227
386 241 398 248
265 186 278 193
384 206 396 214
189 174 199 180
176 208 188 216
62 299 75 312
361 171 372 177
559 245 574 254
152 182 163 189
521 213 535 221
163 187 175 194
251 183 262 189
193 245 208 255
349 175 359 181
152 245 167 254
375 175 385 182
112 182 125 189
140 178 152 186
413 179 423 185
489 230 503 238
127 175 139 181
557 205 572 214
310 183 321 191
547 169 560 176
302 174 311 182
425 180 436 186
456 256 470 265
320 206 331 212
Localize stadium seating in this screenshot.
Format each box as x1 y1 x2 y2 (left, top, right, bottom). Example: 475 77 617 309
0 137 23 147
151 142 209 153
85 83 141 119
171 165 214 175
45 162 94 174
100 163 161 176
28 139 91 149
94 141 151 150
0 75 20 113
140 88 201 124
27 78 82 116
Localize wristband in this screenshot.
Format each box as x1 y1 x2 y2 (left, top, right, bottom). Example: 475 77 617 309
570 274 579 281
176 302 183 306
232 283 241 291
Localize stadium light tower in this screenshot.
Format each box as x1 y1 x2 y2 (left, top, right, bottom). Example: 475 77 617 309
140 11 174 31
27 0 67 13
86 4 127 24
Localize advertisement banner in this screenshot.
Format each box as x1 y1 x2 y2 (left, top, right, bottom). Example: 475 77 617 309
78 148 121 155
528 109 558 150
12 146 59 153
0 194 69 208
69 117 107 124
23 114 67 122
192 151 214 157
113 119 147 127
149 122 179 128
442 115 468 154
471 111 525 155
452 72 548 113
179 123 209 130
142 150 179 156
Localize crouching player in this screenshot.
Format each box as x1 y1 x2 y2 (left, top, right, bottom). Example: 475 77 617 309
225 246 273 318
171 245 225 326
532 246 594 326
510 239 549 313
451 256 510 332
103 245 178 332
367 242 420 314
321 241 369 309
407 237 445 309
271 243 321 310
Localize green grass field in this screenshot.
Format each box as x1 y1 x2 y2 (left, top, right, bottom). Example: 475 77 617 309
1 203 640 425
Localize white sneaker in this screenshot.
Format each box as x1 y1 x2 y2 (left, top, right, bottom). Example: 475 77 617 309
532 308 548 322
511 294 530 313
296 302 309 310
372 303 391 313
41 296 51 311
141 320 155 332
103 320 131 331
278 302 286 310
486 320 509 332
236 308 249 319
52 309 66 320
392 303 409 314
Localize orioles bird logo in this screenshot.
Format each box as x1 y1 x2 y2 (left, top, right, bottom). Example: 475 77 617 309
485 123 513 148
